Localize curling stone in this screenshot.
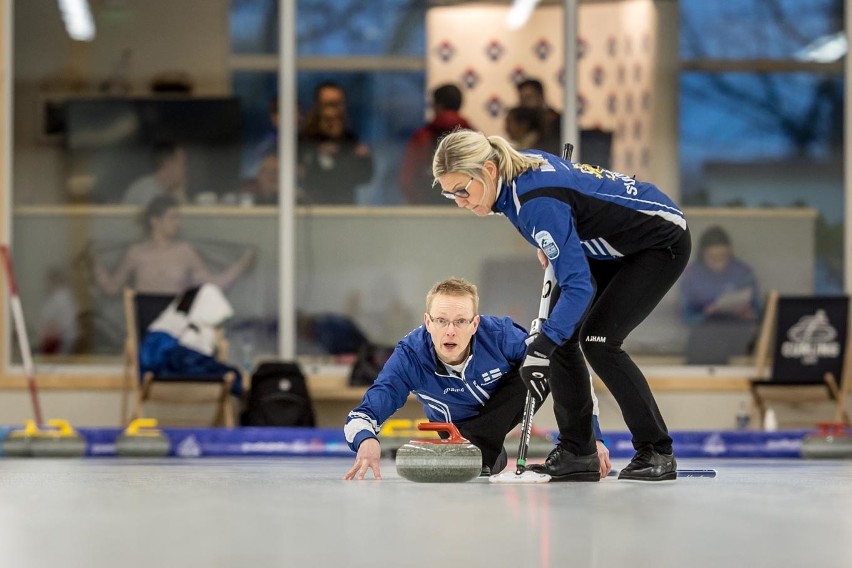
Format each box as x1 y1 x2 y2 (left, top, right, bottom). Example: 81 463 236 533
116 418 171 458
2 420 41 457
29 419 87 458
801 422 852 460
379 418 437 458
395 422 481 483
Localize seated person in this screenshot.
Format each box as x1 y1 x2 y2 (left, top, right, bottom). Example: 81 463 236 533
681 225 761 363
343 277 610 480
122 141 189 207
93 195 255 296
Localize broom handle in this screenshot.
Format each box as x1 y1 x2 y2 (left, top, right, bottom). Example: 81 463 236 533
1 245 44 425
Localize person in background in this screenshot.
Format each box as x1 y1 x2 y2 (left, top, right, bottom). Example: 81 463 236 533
298 100 373 204
122 141 188 207
681 226 759 324
343 277 610 481
504 106 543 150
399 83 475 205
92 195 255 296
241 154 279 205
432 130 690 482
516 78 562 154
680 226 760 364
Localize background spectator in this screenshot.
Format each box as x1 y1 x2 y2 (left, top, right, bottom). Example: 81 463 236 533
399 83 474 204
298 97 373 204
681 225 761 364
517 78 561 154
122 142 188 207
504 106 543 150
92 195 255 296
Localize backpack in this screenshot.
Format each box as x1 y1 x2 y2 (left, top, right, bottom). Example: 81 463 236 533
241 361 316 427
348 342 395 387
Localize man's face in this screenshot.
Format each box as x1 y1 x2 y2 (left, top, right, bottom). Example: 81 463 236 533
519 85 544 109
424 293 479 365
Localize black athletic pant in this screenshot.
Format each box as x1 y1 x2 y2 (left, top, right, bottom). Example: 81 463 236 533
450 369 543 472
551 228 692 455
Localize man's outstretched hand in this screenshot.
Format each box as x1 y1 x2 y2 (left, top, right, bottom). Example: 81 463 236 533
343 437 382 480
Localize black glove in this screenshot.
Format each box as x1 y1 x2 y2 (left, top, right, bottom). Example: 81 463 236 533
520 333 557 405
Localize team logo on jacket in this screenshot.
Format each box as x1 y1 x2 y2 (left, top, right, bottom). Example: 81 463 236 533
534 230 560 260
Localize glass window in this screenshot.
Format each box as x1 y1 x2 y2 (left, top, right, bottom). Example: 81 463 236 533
11 0 276 368
680 0 843 60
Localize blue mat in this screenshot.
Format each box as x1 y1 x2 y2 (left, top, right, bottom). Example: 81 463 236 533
1 425 811 459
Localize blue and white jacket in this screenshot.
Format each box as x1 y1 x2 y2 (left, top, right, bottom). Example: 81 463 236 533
493 151 688 345
344 315 601 452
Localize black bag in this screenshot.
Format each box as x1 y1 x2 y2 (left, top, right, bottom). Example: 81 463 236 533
348 342 395 387
241 361 316 427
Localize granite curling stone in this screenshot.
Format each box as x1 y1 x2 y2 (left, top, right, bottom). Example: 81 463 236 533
29 418 87 458
801 422 852 460
2 419 40 457
395 422 482 483
116 418 171 457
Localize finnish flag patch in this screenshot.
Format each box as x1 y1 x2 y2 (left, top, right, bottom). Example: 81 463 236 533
534 230 560 260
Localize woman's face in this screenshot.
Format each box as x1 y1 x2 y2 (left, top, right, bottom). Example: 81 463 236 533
702 243 732 272
152 207 181 238
437 162 497 217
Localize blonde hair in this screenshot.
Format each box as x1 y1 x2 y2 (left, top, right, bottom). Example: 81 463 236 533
432 129 546 190
426 277 479 314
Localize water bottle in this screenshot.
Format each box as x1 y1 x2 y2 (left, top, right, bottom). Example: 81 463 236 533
735 402 750 430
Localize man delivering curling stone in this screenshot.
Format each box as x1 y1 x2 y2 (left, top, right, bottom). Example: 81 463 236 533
343 277 610 480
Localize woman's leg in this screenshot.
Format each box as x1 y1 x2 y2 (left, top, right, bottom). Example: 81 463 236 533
581 230 691 453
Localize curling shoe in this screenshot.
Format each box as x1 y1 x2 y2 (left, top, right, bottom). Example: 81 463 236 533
618 447 677 481
528 445 600 482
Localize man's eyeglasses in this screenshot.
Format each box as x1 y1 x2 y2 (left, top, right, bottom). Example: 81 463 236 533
428 315 475 329
441 177 473 200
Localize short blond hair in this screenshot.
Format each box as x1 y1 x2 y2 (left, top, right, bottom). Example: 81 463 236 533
426 277 479 314
432 129 546 190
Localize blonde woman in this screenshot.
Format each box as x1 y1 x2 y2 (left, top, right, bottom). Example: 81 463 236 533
433 129 691 482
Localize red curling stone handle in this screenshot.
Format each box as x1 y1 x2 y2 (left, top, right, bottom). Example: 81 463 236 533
416 422 469 444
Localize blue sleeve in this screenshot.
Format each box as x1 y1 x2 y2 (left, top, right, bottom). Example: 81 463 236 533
500 317 529 365
592 415 603 441
344 347 417 452
520 198 594 345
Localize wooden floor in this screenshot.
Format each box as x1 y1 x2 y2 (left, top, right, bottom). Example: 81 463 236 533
0 456 850 568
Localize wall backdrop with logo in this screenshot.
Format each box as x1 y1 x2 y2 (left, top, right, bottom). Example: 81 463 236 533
426 0 657 180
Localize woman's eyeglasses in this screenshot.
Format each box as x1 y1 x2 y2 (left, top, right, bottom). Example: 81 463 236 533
441 177 473 200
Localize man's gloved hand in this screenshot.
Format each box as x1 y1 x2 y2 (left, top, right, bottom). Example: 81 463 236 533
521 333 557 405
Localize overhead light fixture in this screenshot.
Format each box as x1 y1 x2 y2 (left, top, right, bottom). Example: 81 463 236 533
57 0 96 42
505 0 541 30
794 31 847 63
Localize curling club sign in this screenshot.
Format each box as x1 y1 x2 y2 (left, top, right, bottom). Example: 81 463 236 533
780 309 840 365
772 297 848 383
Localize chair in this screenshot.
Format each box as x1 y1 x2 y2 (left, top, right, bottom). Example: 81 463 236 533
121 288 238 427
749 291 851 427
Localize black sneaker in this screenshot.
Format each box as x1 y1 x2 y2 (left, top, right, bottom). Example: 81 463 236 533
479 465 491 477
528 446 600 482
618 447 677 481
